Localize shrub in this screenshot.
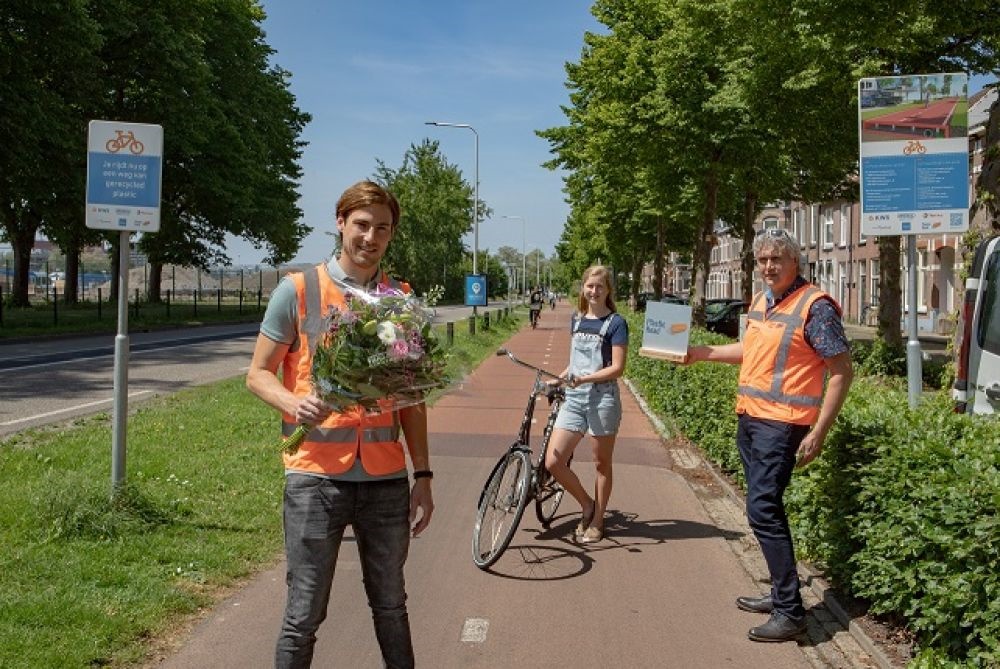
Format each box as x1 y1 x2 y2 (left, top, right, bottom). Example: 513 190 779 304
625 312 1000 665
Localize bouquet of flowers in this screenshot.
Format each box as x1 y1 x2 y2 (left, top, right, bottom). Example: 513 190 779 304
282 282 448 454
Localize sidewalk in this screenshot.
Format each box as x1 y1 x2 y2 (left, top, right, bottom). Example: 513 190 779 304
152 302 883 669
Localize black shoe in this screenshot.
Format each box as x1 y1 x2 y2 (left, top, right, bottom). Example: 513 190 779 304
735 594 773 613
748 612 807 642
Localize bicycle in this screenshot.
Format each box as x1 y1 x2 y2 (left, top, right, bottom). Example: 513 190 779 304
472 348 572 569
105 129 145 155
529 307 541 329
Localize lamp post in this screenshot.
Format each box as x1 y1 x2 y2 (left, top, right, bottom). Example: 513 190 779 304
502 215 526 300
425 121 479 275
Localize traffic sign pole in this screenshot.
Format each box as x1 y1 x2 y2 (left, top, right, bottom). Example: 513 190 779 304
111 232 130 493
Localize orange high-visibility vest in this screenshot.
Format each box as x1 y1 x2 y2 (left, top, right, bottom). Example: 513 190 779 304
280 263 412 476
736 283 839 426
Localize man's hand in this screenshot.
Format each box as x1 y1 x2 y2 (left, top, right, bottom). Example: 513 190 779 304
409 478 434 537
293 394 333 426
795 430 824 468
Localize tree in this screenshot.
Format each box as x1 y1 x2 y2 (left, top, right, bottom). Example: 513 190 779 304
0 0 101 306
83 0 310 301
373 139 488 299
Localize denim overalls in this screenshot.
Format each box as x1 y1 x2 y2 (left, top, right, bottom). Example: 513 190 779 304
554 314 623 436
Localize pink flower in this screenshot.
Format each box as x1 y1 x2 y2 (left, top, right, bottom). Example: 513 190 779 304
388 339 410 361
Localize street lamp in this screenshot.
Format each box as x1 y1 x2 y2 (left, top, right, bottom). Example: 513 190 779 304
425 121 479 275
502 215 526 299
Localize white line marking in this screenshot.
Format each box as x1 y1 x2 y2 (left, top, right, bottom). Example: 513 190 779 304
460 618 489 643
0 390 154 426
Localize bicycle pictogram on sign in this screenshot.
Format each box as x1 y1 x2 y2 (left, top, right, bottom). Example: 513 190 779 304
902 139 927 156
105 130 145 155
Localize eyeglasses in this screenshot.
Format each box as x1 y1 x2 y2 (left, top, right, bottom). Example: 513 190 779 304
755 228 794 240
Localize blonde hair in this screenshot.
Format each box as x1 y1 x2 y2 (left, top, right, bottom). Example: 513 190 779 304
576 265 616 314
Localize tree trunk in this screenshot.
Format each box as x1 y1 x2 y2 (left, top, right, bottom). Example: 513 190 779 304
110 236 121 303
741 191 757 303
64 245 80 305
6 211 39 308
692 165 719 326
630 252 644 304
878 236 903 348
149 262 163 303
653 216 664 300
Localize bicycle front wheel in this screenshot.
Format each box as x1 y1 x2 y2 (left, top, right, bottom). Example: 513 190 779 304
472 449 532 569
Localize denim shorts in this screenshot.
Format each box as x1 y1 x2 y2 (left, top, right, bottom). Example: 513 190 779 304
553 382 622 436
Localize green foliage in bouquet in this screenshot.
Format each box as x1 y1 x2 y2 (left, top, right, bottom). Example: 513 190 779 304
282 283 447 453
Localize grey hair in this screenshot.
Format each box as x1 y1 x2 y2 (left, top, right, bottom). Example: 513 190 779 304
752 229 801 269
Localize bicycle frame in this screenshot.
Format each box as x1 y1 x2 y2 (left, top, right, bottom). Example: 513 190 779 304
471 349 571 568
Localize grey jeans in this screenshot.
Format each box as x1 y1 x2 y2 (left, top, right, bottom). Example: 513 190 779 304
275 474 413 669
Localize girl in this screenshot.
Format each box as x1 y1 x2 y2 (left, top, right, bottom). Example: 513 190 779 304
545 265 629 544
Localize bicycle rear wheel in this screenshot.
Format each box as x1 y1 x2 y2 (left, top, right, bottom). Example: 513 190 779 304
472 449 532 569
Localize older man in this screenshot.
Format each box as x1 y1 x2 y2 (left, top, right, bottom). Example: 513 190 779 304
686 228 853 642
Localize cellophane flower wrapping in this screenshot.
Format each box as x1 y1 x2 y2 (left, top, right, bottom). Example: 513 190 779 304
282 283 447 454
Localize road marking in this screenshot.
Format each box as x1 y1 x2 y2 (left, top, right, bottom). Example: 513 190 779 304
0 390 154 426
460 618 489 643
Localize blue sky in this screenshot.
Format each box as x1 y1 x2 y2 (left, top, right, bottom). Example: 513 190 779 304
228 2 997 268
228 0 602 267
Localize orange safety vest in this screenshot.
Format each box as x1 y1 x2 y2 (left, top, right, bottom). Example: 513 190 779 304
280 263 412 476
736 283 839 426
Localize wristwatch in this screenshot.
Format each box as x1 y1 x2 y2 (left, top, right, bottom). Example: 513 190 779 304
412 470 433 480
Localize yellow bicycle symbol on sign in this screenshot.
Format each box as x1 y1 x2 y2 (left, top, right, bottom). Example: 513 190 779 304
105 130 145 155
902 139 927 155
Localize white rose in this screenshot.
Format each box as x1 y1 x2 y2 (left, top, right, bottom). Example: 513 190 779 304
376 321 398 344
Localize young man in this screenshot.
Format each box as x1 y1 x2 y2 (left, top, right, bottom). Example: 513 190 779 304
247 180 433 668
685 228 853 642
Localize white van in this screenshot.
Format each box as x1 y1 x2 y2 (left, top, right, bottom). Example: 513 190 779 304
953 236 1000 415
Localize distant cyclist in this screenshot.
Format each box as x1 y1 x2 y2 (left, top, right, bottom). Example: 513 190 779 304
529 286 544 328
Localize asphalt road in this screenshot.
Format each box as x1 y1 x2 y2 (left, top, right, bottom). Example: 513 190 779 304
0 305 512 438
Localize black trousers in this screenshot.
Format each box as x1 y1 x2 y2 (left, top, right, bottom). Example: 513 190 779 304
736 413 810 621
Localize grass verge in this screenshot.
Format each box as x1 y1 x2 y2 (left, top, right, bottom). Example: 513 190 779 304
0 308 524 668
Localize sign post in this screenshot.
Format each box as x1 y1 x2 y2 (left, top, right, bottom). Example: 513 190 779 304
85 120 163 497
858 73 969 407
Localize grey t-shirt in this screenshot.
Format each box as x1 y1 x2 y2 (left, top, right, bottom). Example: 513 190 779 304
261 257 407 482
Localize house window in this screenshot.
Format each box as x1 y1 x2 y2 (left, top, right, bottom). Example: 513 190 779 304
823 208 834 247
839 204 850 247
859 262 868 311
762 216 779 230
811 206 820 248
871 259 880 305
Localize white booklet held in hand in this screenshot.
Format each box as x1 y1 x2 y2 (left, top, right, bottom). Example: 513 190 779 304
639 301 692 363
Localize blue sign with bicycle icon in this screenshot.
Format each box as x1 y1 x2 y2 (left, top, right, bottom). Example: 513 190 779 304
85 120 163 232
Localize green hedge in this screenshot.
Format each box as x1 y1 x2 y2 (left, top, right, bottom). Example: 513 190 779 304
623 312 1000 667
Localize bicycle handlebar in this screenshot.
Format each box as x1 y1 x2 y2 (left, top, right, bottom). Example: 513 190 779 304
496 348 573 384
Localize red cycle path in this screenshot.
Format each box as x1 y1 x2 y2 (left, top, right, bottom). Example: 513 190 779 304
152 302 870 669
862 97 960 137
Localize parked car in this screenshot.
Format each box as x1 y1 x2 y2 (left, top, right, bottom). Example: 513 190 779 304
953 236 1000 415
705 300 749 339
659 293 687 305
635 292 653 312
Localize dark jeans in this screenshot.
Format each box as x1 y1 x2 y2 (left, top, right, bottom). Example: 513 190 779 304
736 414 810 621
275 475 413 669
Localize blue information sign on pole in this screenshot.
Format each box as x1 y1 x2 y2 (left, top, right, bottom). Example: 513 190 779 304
465 274 487 307
85 120 163 232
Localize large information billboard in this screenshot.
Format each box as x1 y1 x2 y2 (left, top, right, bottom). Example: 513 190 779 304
858 73 969 236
